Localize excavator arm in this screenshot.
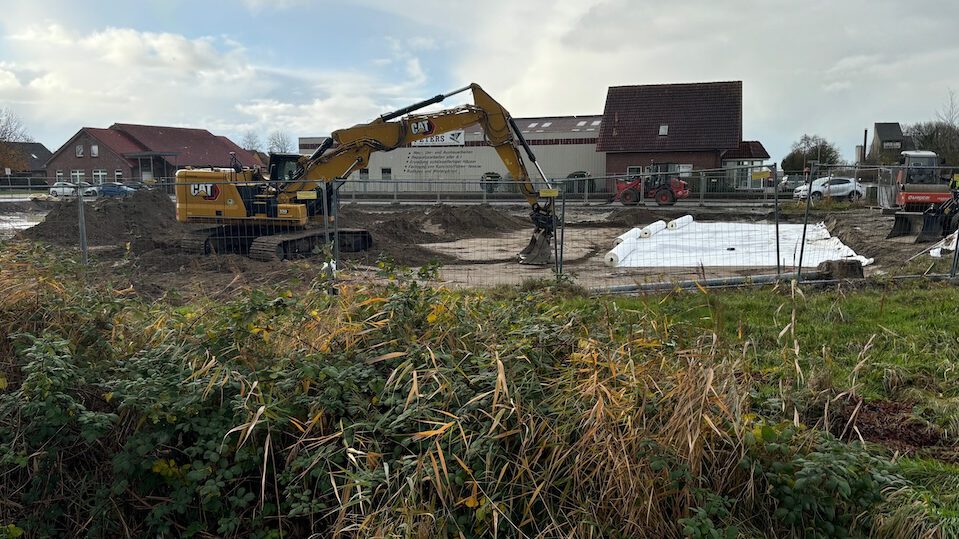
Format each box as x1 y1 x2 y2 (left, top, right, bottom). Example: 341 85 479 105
281 83 555 265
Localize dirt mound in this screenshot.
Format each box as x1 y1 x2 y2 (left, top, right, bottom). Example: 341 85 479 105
423 205 528 236
334 204 531 266
20 190 182 247
604 207 670 227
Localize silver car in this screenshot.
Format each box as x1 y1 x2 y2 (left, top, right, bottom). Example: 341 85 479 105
49 181 98 197
793 177 864 201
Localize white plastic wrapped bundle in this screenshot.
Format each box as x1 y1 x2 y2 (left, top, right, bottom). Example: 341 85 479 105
613 227 644 246
667 215 694 230
639 220 667 238
604 238 639 267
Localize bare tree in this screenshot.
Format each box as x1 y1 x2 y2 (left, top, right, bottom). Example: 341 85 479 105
0 107 31 171
904 89 959 165
936 88 959 128
267 131 293 153
240 130 261 153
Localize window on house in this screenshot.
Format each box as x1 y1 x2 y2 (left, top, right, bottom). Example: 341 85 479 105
91 144 99 158
115 170 123 181
576 121 587 127
70 170 85 183
541 122 552 127
659 125 669 136
590 120 601 126
56 170 63 181
359 168 369 181
75 144 83 158
381 167 392 180
527 122 538 128
92 169 107 184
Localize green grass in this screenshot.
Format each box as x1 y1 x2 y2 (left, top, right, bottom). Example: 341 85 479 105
2 242 959 538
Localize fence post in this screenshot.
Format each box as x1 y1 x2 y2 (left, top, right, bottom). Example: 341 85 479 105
482 178 487 205
699 173 705 207
76 184 89 265
796 164 817 280
773 164 781 276
951 229 959 278
639 173 646 206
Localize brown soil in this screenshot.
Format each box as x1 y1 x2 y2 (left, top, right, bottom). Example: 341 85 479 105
19 190 184 248
835 400 943 454
0 199 57 214
337 204 531 266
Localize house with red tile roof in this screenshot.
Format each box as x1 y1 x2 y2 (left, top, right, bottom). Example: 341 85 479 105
596 81 768 188
45 123 259 185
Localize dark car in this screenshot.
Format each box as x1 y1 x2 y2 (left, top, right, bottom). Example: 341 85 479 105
126 181 152 190
98 182 135 197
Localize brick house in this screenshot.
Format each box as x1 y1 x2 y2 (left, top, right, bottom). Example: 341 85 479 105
45 123 259 185
868 122 915 165
1 141 53 184
596 81 768 189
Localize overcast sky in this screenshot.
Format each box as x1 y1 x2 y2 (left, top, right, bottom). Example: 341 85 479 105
1 0 958 164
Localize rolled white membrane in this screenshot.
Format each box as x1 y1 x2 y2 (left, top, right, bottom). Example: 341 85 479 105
639 220 667 238
604 238 640 267
613 227 644 246
667 215 694 230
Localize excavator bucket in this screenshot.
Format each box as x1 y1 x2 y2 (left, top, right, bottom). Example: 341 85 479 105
887 211 943 243
518 229 553 265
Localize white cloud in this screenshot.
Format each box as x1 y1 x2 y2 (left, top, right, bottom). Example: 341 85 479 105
240 0 311 11
361 0 959 161
5 0 959 165
0 20 433 150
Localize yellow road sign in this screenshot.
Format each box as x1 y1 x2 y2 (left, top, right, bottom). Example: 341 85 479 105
751 170 771 180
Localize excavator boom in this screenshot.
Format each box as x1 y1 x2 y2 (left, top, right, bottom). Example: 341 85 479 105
175 83 555 265
284 83 555 265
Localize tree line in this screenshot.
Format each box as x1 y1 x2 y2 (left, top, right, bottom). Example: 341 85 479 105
781 90 959 171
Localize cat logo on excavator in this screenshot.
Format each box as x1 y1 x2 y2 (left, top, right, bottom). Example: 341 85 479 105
410 120 434 136
190 183 220 201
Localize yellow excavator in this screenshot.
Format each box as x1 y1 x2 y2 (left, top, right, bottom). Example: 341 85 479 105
174 83 557 264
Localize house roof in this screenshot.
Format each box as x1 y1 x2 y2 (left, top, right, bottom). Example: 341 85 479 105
5 142 53 171
85 128 145 164
597 81 743 153
110 123 260 168
874 122 904 142
722 140 770 160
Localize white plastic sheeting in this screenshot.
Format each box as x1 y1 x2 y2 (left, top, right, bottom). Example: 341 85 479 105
613 227 644 246
929 231 957 258
607 221 873 268
639 220 667 238
667 215 694 230
605 239 639 267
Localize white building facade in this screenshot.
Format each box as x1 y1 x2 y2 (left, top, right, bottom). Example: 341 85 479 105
299 115 606 194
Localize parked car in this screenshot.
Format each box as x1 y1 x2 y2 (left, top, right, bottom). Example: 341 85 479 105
778 176 805 192
49 181 98 197
126 181 151 190
793 177 864 201
98 182 135 197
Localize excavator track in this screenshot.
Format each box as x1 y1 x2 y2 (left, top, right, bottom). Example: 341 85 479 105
248 228 372 261
180 227 225 254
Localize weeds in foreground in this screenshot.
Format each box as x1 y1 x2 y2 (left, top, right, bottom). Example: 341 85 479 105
1 244 958 538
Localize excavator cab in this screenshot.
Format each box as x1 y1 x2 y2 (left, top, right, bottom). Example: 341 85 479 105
267 153 303 183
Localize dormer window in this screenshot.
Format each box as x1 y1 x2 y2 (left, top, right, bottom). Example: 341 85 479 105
659 124 669 136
